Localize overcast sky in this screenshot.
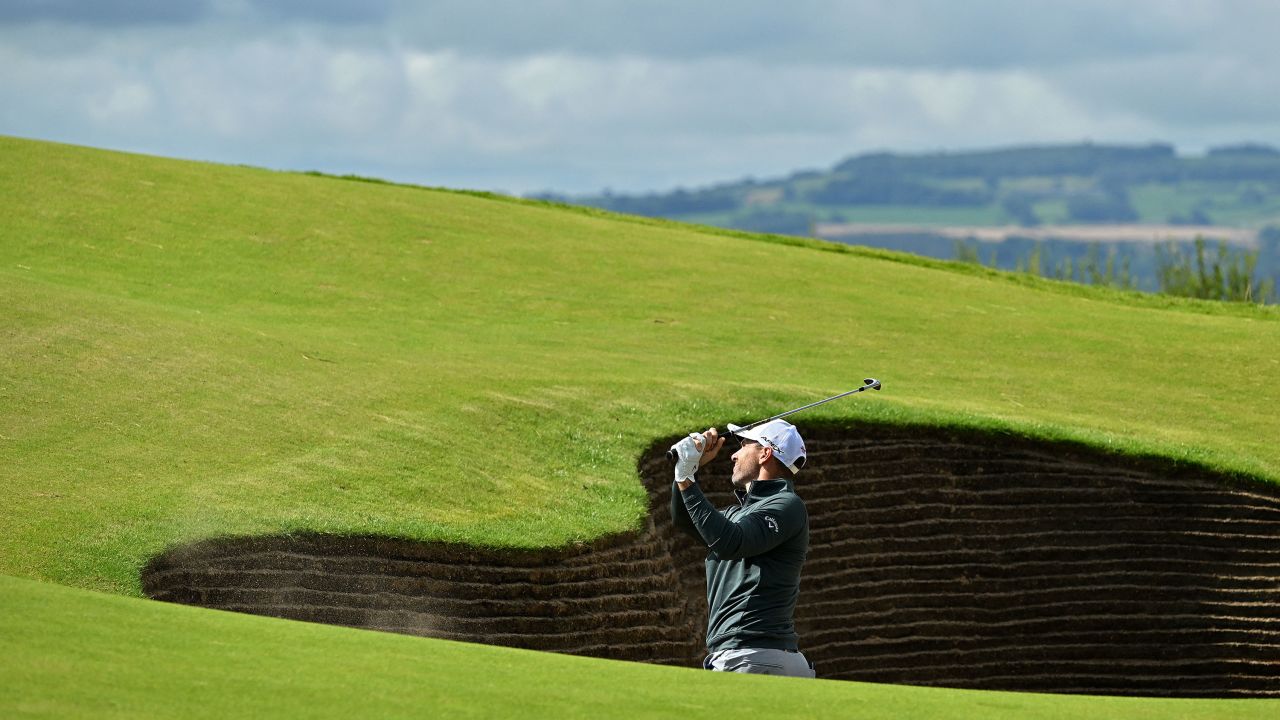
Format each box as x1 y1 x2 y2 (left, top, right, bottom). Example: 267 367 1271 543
2 1 1278 194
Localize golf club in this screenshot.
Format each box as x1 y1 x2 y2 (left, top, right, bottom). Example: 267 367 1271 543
666 378 883 462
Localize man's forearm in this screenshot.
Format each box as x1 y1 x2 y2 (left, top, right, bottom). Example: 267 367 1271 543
670 480 699 537
681 482 739 551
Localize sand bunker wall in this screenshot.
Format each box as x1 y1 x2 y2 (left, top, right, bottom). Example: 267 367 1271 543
144 427 1280 697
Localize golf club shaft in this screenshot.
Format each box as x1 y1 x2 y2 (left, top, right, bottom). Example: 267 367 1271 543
736 380 879 432
666 378 881 461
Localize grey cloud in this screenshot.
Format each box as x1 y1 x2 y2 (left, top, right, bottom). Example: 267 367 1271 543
0 0 210 25
0 1 1225 68
5 1 1275 77
388 0 1199 69
0 0 392 27
250 0 394 25
1051 53 1280 128
0 37 1237 194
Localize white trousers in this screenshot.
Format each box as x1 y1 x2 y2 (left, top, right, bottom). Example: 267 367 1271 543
704 647 816 678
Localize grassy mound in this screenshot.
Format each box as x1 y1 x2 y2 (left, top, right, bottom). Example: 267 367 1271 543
3 136 1279 715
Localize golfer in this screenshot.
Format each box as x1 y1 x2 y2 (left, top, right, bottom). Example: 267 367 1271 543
669 420 814 677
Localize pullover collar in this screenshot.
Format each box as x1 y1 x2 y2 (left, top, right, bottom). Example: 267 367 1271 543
735 478 792 505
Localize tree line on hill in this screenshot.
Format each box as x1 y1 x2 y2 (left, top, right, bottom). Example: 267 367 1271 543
539 142 1280 229
954 227 1280 304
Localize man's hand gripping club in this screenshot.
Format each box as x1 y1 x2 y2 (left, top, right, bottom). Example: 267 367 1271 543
671 428 726 490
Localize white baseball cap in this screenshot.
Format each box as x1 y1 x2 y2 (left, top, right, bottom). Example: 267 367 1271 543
726 419 807 474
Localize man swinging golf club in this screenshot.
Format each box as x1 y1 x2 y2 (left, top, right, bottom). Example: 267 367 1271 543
669 420 815 678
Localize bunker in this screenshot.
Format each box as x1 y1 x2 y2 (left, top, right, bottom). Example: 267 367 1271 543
144 425 1280 697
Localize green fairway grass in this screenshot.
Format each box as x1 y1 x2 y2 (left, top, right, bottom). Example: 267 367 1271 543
3 135 1280 716
3 575 1274 720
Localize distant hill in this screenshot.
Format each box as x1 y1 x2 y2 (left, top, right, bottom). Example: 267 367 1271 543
538 142 1280 292
544 142 1280 231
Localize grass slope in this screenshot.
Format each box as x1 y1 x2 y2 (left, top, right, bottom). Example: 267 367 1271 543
4 136 1279 594
3 136 1280 716
3 575 1274 720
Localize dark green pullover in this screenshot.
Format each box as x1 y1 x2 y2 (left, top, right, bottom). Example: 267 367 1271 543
671 477 809 652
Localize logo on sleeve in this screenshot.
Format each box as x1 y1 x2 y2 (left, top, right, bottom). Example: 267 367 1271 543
764 515 780 533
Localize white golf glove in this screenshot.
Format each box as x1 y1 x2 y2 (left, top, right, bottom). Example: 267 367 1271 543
671 432 706 484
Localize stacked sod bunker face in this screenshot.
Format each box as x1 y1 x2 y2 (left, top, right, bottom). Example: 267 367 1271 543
145 424 1280 698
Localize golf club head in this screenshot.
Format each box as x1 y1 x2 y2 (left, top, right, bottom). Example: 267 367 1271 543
864 377 882 391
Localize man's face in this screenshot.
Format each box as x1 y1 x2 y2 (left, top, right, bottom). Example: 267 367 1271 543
730 439 766 489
